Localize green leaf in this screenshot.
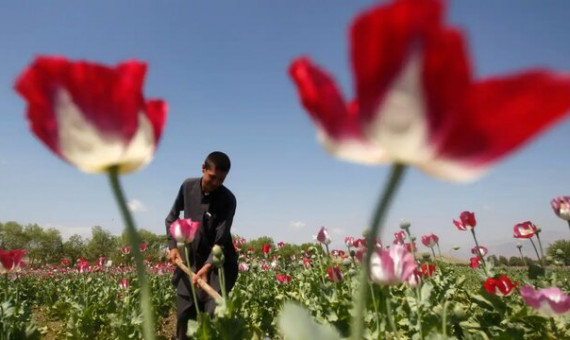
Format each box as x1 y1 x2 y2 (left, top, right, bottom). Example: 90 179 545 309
278 302 342 340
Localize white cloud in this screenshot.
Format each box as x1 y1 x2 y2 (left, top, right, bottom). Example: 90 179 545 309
290 221 306 229
128 199 147 212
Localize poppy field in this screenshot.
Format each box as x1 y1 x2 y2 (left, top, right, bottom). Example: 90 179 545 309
3 0 570 339
2 215 570 339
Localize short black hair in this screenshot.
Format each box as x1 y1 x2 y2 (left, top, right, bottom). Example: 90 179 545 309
204 151 231 173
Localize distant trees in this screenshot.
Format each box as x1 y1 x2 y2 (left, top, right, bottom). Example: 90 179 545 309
0 221 168 267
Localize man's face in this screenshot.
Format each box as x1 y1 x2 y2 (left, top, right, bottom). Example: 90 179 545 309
201 165 227 193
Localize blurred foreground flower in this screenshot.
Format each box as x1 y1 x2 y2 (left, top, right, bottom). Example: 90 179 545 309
0 249 26 273
520 286 570 316
15 56 167 174
15 56 166 340
288 0 570 338
289 0 570 182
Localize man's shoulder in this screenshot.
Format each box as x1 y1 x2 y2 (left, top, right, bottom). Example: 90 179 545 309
182 178 200 187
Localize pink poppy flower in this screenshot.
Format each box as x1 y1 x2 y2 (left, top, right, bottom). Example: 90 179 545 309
471 246 488 257
520 285 570 316
421 233 439 248
120 246 131 255
394 231 406 244
61 258 71 267
369 245 416 286
551 196 570 221
140 244 147 252
233 237 247 247
288 0 570 182
262 244 272 255
327 266 344 282
169 218 200 243
276 274 291 285
302 257 312 268
15 56 167 174
345 236 355 248
238 262 249 272
316 226 331 245
484 276 517 297
277 242 285 249
453 211 476 231
513 221 538 239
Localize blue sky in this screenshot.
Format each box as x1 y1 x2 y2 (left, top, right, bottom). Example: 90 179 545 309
1 1 569 259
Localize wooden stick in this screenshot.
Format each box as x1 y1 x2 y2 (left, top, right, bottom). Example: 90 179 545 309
174 258 222 301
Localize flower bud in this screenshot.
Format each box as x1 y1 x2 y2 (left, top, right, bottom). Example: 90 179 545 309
453 305 467 320
213 253 225 268
212 245 223 256
399 220 411 230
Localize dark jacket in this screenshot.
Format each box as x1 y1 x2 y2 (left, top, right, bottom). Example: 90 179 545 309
166 178 238 297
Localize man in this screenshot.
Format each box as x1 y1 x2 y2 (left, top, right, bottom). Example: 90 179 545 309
165 151 238 340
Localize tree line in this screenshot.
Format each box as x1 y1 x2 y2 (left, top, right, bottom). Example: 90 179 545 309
0 221 168 266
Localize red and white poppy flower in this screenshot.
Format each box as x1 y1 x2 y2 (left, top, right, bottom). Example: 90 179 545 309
471 246 488 257
453 211 476 231
289 0 570 182
513 221 538 239
421 233 439 248
15 56 167 174
484 276 517 297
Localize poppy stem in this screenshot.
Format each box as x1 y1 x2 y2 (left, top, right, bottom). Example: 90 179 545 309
470 229 489 277
351 163 407 340
184 247 201 317
368 282 380 332
535 233 545 265
108 166 155 340
529 238 542 265
518 248 527 267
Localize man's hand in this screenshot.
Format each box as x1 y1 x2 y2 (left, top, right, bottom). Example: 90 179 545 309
168 248 182 265
192 263 212 286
